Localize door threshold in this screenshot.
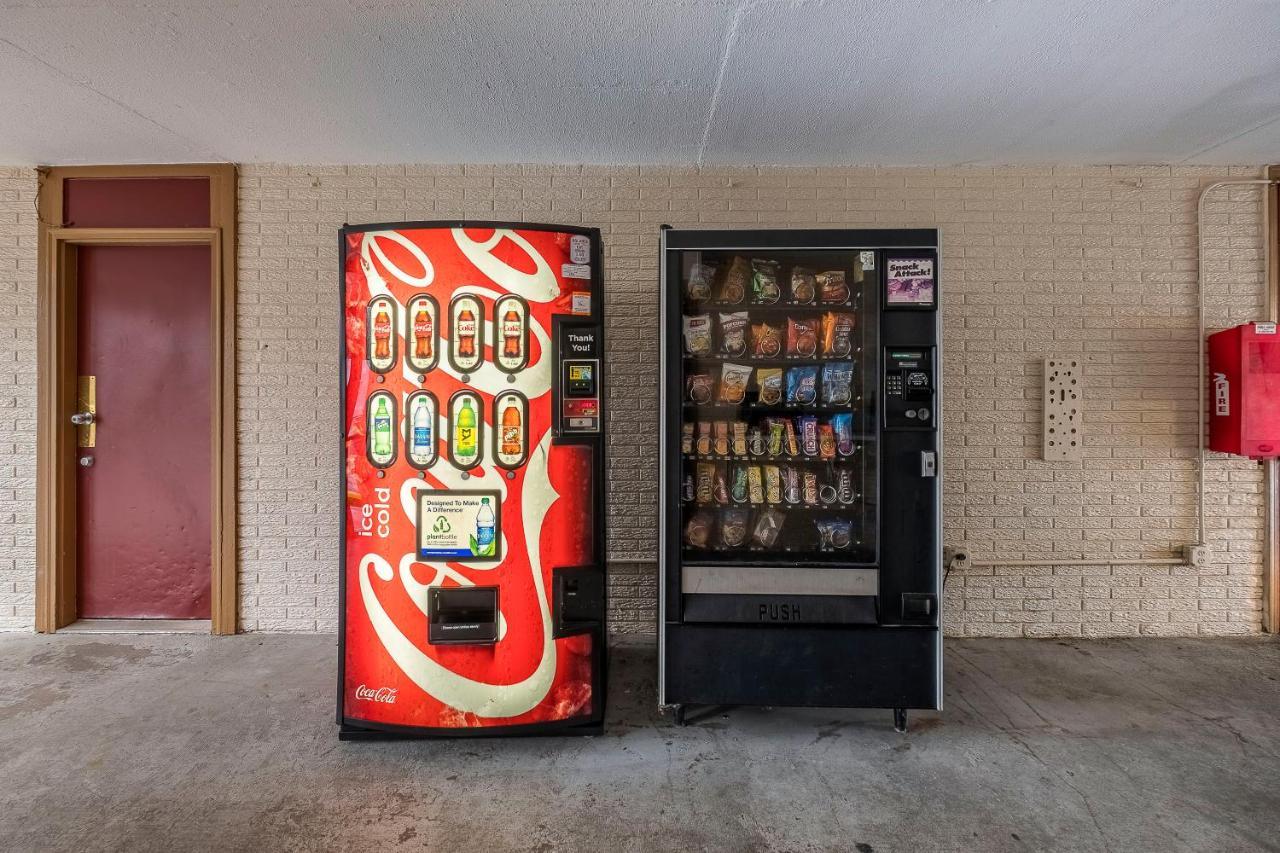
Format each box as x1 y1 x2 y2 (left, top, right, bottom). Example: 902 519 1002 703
60 619 212 634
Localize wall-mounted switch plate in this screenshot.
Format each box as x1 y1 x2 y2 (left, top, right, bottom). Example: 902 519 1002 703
1044 359 1082 461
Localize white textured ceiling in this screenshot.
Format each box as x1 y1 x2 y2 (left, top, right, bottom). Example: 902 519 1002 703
1 0 1278 166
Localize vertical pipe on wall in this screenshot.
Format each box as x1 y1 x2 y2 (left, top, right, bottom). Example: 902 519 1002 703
1265 167 1280 633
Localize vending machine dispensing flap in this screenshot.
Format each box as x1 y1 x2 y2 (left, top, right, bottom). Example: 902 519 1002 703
427 586 499 645
552 566 604 638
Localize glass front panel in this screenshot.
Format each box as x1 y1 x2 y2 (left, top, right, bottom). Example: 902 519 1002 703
676 249 878 565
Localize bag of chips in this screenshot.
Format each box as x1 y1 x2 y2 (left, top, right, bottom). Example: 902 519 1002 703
757 368 784 405
831 412 856 456
786 317 818 357
684 510 714 548
718 311 749 357
790 267 816 304
686 262 715 302
752 507 785 548
730 465 749 504
718 363 752 404
686 373 714 404
816 517 853 550
817 270 849 303
720 508 749 547
822 362 855 405
751 259 781 304
683 314 713 356
786 366 819 405
821 311 855 357
751 321 783 358
718 256 750 304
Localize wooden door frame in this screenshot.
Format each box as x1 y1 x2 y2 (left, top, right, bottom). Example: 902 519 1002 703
35 165 237 634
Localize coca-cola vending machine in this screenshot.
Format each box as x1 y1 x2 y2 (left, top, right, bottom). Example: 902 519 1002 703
338 221 607 738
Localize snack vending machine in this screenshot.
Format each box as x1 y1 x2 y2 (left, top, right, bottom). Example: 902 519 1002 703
339 221 607 738
658 228 940 731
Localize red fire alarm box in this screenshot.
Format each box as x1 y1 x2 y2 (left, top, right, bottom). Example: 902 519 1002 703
1208 321 1280 459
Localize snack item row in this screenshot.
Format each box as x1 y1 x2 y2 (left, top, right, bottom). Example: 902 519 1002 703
686 258 852 306
682 311 855 358
683 507 854 551
683 461 863 506
681 413 862 459
684 362 857 406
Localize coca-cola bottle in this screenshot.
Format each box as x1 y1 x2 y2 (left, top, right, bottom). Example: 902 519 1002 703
413 307 433 361
502 309 521 359
457 309 476 359
373 309 391 361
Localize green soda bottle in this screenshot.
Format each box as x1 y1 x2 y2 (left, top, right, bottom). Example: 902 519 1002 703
372 397 392 458
456 398 476 460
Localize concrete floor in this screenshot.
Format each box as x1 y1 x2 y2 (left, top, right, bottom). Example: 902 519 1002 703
1 635 1278 853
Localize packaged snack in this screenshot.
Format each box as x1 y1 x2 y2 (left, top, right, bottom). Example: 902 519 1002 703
836 467 855 504
766 419 785 456
695 421 713 455
720 508 749 548
713 421 730 456
687 262 715 302
732 421 748 456
752 507 785 548
747 465 765 504
748 425 766 456
782 466 801 504
799 415 819 456
718 363 752 404
818 423 837 459
683 314 713 356
684 510 714 548
696 462 715 504
816 517 853 550
730 465 749 504
751 259 781 304
817 270 849 303
822 362 855 405
681 422 694 455
719 256 750 304
783 416 800 456
790 267 817 304
750 321 783 358
757 368 784 405
821 311 855 357
686 373 714 404
713 464 729 505
803 471 819 506
719 311 749 357
831 412 856 456
764 465 782 504
786 317 818 357
682 472 695 503
786 366 819 405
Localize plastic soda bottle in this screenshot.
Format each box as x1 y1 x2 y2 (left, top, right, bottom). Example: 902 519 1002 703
372 397 392 458
411 399 432 461
413 308 433 361
457 309 476 359
501 404 521 456
475 497 495 555
456 398 477 460
373 309 392 361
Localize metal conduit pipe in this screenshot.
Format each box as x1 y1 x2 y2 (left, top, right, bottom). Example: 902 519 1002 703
950 178 1279 574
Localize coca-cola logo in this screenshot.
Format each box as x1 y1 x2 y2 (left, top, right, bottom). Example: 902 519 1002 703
354 684 398 704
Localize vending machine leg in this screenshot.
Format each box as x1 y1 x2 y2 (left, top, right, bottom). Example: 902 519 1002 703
672 704 686 727
893 708 908 733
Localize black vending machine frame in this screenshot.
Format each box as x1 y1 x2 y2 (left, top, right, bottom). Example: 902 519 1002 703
337 220 608 739
658 228 941 729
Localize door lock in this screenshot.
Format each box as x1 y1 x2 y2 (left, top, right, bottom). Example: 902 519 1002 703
920 451 936 478
78 456 94 468
71 411 95 426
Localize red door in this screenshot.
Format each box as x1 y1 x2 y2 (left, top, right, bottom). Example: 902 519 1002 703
76 245 212 619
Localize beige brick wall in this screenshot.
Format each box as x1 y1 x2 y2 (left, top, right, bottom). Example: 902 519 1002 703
0 168 37 631
0 164 1269 637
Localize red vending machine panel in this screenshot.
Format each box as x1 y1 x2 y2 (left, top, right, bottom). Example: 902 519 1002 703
1208 321 1280 459
339 222 606 737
